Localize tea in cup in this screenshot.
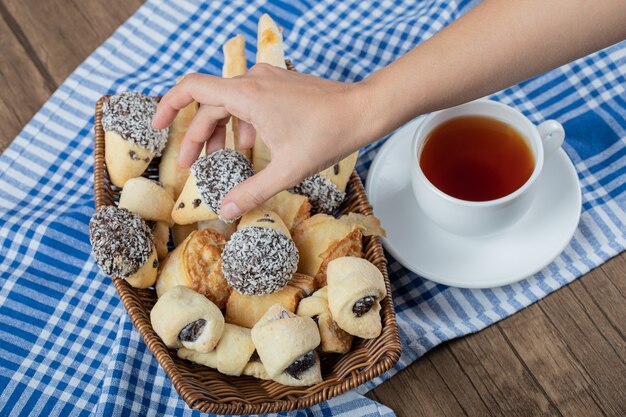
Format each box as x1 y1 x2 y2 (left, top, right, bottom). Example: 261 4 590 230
411 99 564 237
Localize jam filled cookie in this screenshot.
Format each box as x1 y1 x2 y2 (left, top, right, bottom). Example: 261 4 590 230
89 206 158 289
251 305 322 386
172 149 254 224
222 209 298 295
102 92 168 187
156 229 230 309
151 286 224 353
297 287 352 353
290 151 358 214
326 257 386 339
178 323 255 376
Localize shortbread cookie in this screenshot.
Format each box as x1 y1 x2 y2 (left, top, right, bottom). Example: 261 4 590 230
89 206 158 288
326 257 386 339
156 229 230 308
177 323 255 376
223 35 250 160
118 177 175 226
225 284 304 328
172 149 254 224
251 305 322 386
151 286 224 352
222 210 298 295
252 14 287 172
102 92 168 187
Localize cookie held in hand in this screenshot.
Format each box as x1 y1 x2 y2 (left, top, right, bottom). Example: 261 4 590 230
172 149 254 224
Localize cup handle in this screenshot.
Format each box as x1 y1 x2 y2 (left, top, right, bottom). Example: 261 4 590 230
537 120 564 158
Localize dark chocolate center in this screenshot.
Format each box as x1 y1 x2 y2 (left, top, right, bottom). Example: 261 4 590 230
285 351 315 379
178 319 206 342
352 296 375 317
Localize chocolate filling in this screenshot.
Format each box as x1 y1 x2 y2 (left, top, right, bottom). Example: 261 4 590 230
285 351 315 379
178 319 206 342
352 296 375 317
257 218 275 223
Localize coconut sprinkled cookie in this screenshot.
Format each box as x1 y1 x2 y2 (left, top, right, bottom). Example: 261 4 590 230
89 206 158 288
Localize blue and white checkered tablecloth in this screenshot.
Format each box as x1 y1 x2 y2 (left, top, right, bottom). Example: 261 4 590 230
0 1 624 416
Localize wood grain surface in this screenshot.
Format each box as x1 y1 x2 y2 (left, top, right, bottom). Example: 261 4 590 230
0 1 624 416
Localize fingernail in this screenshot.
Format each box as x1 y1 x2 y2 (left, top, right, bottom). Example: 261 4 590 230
220 201 242 220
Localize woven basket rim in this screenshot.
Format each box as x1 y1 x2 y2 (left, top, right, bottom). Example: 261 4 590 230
93 93 401 414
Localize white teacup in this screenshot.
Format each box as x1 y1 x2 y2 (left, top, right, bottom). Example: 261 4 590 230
411 99 565 237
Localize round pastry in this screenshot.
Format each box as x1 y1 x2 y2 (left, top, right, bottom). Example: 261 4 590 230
177 323 255 376
102 92 168 187
251 305 322 386
172 149 254 224
118 177 175 226
326 257 386 339
156 229 230 309
150 286 224 353
89 206 158 288
222 227 298 295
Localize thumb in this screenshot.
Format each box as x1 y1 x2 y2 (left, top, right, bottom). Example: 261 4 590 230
220 162 294 220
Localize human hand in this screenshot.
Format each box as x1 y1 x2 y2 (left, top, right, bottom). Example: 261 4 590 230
152 64 373 220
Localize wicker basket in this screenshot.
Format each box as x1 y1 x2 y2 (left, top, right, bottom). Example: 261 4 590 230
93 94 401 414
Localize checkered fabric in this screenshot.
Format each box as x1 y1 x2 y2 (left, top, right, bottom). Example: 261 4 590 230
0 1 624 416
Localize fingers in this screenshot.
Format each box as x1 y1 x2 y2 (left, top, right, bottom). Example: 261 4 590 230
178 104 230 167
220 161 295 220
237 120 256 149
205 125 227 154
152 74 241 129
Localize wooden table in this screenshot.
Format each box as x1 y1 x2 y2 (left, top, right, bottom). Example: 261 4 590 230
1 1 624 416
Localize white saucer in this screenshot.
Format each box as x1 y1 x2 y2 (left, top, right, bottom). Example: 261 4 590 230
365 117 582 288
